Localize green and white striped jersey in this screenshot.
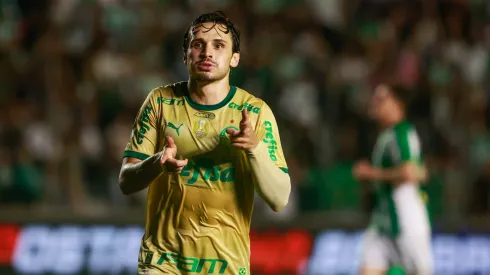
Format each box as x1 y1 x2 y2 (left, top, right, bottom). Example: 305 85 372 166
370 120 430 237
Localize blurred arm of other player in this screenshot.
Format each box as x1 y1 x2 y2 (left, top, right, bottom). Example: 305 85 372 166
353 160 428 184
226 108 291 212
118 89 188 195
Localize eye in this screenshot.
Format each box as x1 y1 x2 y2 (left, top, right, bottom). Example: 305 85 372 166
192 42 203 48
214 43 224 49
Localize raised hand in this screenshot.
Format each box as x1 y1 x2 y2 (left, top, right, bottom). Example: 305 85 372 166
160 136 188 173
226 109 259 151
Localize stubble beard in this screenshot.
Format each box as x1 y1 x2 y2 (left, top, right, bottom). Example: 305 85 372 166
192 68 227 82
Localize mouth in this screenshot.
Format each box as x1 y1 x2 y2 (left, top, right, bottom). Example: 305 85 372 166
196 61 214 71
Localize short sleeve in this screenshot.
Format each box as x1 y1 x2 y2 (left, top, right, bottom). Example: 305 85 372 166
123 89 161 160
391 123 421 163
254 102 288 173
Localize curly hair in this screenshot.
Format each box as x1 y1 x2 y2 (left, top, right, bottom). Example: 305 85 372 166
182 11 241 54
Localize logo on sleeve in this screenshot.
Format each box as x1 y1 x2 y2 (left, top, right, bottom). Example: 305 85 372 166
136 105 153 144
263 121 278 162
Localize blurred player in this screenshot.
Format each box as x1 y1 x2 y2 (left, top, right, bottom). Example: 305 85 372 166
353 84 433 275
118 11 291 275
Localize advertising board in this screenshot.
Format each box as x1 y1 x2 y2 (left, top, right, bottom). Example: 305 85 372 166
1 224 490 275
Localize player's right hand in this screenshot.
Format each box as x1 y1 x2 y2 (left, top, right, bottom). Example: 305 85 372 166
353 160 376 181
160 136 188 173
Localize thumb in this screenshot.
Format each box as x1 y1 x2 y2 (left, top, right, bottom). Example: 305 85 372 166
166 136 176 148
226 127 241 136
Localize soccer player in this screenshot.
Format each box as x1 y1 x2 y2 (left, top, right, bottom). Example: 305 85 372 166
353 84 433 275
118 11 291 275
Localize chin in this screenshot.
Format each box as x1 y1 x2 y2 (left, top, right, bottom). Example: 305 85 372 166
193 72 224 82
196 74 216 81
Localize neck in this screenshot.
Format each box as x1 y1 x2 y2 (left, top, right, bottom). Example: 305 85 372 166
187 77 231 105
380 115 404 129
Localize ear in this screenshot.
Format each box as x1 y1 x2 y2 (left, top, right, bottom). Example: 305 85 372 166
230 52 240 68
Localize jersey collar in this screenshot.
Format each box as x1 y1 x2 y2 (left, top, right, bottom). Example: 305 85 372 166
184 84 237 111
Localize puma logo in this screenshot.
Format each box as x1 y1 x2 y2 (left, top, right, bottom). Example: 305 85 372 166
167 122 183 136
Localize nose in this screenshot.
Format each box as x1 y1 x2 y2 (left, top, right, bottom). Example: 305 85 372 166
200 43 213 58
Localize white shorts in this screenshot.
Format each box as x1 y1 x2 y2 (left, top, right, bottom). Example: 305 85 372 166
361 230 433 275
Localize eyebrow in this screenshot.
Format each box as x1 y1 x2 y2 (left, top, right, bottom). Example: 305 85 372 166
191 38 228 44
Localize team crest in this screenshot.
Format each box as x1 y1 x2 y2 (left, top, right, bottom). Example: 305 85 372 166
193 119 210 138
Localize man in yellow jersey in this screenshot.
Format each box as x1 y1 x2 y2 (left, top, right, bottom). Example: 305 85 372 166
118 11 291 275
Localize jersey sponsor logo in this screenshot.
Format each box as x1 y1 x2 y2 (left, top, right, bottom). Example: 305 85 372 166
228 102 260 114
194 111 216 120
157 253 227 274
263 121 278 162
167 122 184 136
156 97 185 106
180 160 235 184
136 105 153 144
193 119 209 138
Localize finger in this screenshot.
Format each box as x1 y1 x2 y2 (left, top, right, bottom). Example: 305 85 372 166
160 153 169 165
230 136 248 144
240 110 250 131
174 158 188 167
241 125 251 135
166 136 176 149
241 109 249 124
231 143 247 150
226 128 241 136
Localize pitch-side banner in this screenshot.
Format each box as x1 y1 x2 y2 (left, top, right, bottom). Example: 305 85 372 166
0 224 489 275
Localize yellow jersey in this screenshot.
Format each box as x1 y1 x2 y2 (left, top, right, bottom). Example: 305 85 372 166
123 82 288 275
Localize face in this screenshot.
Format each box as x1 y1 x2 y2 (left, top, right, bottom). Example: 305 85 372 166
184 22 240 82
368 84 400 122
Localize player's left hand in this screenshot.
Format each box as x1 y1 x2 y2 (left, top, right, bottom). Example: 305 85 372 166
226 109 259 151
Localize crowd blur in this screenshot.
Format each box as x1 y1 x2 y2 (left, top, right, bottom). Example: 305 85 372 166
1 0 490 227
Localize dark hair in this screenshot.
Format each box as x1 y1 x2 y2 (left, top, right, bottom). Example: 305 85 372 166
182 11 241 54
387 84 413 110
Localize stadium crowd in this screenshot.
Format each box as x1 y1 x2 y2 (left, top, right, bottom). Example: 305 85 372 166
1 0 490 226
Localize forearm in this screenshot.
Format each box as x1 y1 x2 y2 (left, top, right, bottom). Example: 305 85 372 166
119 152 163 195
247 144 291 212
372 163 427 183
372 167 407 182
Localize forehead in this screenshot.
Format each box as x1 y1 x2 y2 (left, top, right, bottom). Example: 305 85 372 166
373 85 392 101
190 22 233 42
